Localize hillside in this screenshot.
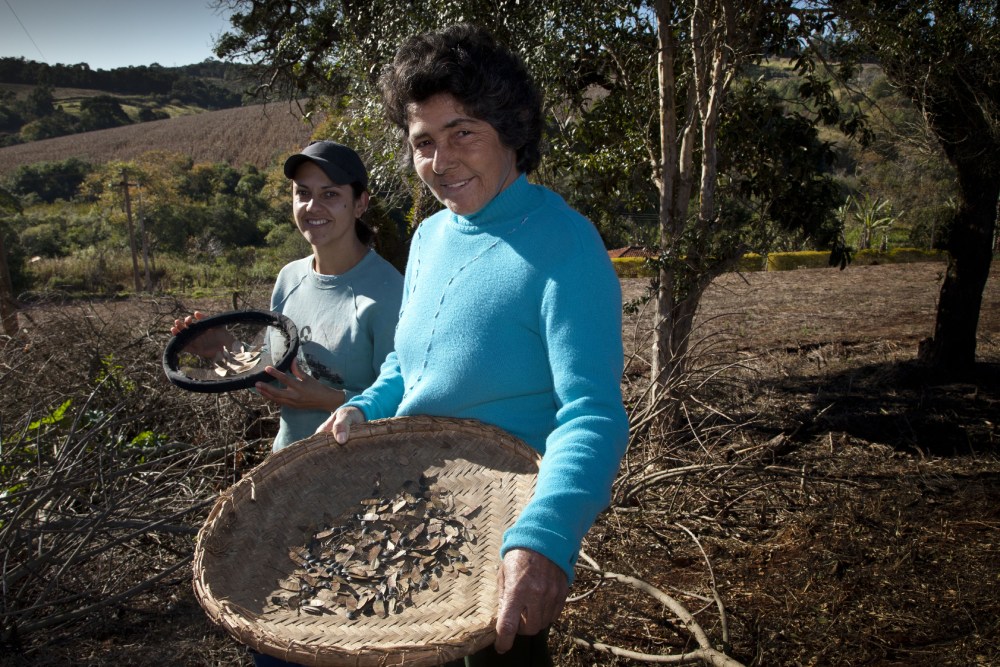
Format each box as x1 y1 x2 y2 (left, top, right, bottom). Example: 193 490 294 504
0 82 213 118
0 102 325 176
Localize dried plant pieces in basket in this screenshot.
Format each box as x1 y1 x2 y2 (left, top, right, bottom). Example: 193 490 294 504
265 473 479 619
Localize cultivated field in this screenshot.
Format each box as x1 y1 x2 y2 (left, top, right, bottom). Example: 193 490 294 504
0 102 323 176
1 261 997 666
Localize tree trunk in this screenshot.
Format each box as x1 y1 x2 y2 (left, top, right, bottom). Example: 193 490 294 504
650 0 731 414
920 164 998 371
652 0 679 401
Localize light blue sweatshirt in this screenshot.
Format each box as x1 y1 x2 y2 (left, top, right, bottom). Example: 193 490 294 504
269 250 402 450
347 175 629 581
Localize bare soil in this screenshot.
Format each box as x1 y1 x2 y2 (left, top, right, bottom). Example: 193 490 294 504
2 260 998 666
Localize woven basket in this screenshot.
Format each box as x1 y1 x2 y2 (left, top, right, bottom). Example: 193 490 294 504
192 416 540 666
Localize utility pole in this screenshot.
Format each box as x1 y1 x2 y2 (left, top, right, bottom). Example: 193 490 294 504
0 190 21 335
135 182 152 291
119 168 142 293
0 227 17 336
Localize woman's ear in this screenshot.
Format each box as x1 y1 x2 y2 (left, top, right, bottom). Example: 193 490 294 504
354 191 371 218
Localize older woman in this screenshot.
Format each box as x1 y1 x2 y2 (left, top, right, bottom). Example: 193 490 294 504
320 24 629 665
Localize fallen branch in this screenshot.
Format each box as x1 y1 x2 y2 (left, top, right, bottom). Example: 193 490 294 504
571 563 745 667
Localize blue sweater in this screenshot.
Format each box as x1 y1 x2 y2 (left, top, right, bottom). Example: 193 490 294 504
270 250 402 450
347 175 629 581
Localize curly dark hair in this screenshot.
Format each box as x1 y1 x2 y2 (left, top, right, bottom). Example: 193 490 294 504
379 23 543 175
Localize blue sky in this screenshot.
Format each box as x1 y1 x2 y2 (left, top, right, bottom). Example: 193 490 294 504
0 0 236 70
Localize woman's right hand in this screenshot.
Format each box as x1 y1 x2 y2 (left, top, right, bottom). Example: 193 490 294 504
170 311 234 359
170 310 206 337
316 406 366 444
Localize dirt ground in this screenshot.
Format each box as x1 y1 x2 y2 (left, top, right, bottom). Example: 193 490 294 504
3 260 998 666
558 261 999 667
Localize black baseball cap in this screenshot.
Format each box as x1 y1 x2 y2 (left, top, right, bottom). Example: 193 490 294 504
283 140 368 190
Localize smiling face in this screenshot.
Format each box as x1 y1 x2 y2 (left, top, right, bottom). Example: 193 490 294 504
290 161 368 258
406 93 520 216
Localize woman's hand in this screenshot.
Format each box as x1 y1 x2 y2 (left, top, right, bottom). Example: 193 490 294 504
170 310 207 337
316 406 366 444
493 548 569 654
255 359 346 412
170 311 235 359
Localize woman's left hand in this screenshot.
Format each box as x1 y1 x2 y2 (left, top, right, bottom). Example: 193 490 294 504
493 548 569 654
255 359 346 412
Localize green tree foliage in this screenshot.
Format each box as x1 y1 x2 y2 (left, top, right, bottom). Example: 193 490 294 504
0 56 250 100
19 221 68 258
213 2 859 407
828 0 1000 370
75 152 272 261
22 84 56 119
136 106 170 122
181 163 242 202
0 187 23 333
839 193 895 251
719 78 844 254
842 69 958 251
17 109 77 141
0 90 25 138
78 95 132 132
5 158 93 204
168 76 243 108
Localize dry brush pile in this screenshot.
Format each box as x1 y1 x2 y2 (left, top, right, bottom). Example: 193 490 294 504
0 289 277 657
0 264 997 666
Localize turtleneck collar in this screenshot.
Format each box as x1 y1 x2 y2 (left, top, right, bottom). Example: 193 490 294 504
447 173 542 231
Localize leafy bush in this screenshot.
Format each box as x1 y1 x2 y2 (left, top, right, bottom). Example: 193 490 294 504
766 250 832 271
736 253 766 272
78 95 133 132
763 247 947 271
137 107 170 122
18 109 78 141
853 247 947 265
5 158 93 204
612 257 654 278
19 221 69 257
25 249 132 294
614 253 767 278
0 219 29 291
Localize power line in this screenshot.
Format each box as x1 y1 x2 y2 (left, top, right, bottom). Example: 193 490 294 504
4 0 47 63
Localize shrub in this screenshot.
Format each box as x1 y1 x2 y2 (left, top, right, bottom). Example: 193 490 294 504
736 253 766 272
762 247 948 272
613 253 767 278
765 250 832 271
0 296 275 650
19 221 69 257
854 247 947 265
612 257 654 278
5 158 92 204
25 248 132 295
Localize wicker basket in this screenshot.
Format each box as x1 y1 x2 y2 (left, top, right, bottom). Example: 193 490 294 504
192 416 540 666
